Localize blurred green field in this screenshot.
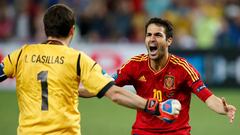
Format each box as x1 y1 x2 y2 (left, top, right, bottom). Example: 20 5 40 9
0 88 239 135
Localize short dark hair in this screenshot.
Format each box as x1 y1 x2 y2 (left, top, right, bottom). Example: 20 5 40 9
145 17 174 39
43 4 75 38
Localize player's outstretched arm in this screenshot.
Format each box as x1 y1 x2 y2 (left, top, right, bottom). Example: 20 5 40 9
78 85 182 122
104 85 147 109
205 95 237 123
0 63 8 82
105 85 181 122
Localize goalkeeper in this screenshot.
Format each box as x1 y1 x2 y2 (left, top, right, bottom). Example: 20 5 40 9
79 18 236 135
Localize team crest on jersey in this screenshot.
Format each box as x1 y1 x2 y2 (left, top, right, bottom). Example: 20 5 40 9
164 75 175 90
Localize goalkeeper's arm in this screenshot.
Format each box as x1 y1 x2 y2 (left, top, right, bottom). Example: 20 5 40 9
78 87 96 98
78 85 181 122
104 85 181 122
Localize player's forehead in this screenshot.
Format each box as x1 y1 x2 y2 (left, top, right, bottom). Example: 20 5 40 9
146 24 166 35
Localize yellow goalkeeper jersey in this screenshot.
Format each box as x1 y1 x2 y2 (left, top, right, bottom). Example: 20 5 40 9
2 42 113 135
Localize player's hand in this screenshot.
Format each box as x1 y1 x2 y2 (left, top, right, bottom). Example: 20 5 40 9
144 98 181 123
158 99 181 123
222 97 237 123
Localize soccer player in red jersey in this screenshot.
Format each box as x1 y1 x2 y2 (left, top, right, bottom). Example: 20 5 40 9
79 17 236 135
112 18 236 135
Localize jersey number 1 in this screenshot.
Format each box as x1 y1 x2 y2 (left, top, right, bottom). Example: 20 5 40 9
37 71 48 111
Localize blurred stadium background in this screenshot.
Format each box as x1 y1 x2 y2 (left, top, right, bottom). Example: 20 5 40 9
0 0 239 135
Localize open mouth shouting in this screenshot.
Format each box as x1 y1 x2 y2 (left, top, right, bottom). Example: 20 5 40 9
149 43 158 56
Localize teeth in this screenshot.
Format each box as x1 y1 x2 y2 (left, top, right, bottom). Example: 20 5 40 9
149 43 157 47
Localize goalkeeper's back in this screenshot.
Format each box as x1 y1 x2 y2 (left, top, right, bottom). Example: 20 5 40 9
3 44 82 134
0 4 114 135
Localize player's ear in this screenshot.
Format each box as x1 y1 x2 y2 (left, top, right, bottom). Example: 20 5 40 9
166 37 173 47
69 25 75 36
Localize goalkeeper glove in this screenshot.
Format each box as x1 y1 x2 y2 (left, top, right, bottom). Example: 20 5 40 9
144 98 181 123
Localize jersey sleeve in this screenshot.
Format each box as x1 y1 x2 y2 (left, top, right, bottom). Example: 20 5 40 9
114 60 135 87
185 63 213 102
2 47 23 78
79 52 114 98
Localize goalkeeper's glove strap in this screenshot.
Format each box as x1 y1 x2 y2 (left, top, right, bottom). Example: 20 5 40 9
144 98 160 116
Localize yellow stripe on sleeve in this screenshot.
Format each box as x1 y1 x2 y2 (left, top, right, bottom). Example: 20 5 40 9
131 54 148 62
170 56 199 82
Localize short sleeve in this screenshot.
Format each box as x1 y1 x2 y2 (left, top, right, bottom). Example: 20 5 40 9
80 52 113 96
114 60 134 87
2 48 23 78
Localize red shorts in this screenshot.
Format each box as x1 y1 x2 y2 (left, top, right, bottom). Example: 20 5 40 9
132 128 191 135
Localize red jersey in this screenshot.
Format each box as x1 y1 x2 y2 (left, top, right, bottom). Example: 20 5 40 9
114 54 213 135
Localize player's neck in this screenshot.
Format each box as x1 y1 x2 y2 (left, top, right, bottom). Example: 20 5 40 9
47 37 71 46
150 53 169 71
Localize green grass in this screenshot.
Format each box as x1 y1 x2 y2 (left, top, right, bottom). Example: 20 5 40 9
0 89 239 135
190 89 240 135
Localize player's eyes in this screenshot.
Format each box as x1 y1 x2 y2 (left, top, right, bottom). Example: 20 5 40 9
146 33 152 37
155 33 163 37
146 33 163 38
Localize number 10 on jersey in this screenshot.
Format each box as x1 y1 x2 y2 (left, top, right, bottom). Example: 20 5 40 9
153 89 162 102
